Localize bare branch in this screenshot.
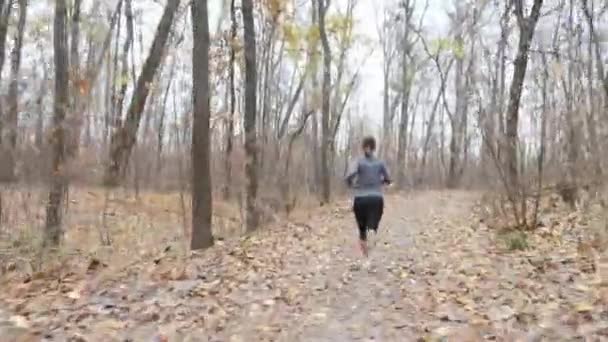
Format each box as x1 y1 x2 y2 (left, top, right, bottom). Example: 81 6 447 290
513 0 525 28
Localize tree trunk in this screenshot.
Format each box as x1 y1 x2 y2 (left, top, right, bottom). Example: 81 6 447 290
156 57 176 177
46 0 70 246
583 0 602 177
3 0 27 182
318 0 331 204
448 41 464 188
35 67 47 151
65 0 81 157
421 59 453 179
190 0 213 250
223 0 237 200
0 1 13 182
581 0 608 106
497 1 511 150
581 0 605 178
382 63 390 157
242 0 259 231
504 0 543 187
104 0 180 186
397 0 411 189
561 0 579 199
0 0 10 75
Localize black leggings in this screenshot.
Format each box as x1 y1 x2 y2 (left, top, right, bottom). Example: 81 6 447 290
353 196 384 241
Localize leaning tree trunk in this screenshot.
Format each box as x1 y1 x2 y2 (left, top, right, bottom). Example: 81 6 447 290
191 0 213 250
318 0 332 204
504 0 543 187
242 0 259 231
46 0 70 246
104 0 180 186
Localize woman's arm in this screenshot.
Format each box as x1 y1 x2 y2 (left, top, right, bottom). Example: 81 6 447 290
381 162 392 185
345 160 359 187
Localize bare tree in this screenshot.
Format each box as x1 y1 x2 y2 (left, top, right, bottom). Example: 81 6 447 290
581 0 608 106
376 5 397 157
104 0 180 186
223 0 237 200
0 0 13 182
504 0 544 186
397 0 413 188
4 0 28 181
318 0 331 204
242 0 259 231
46 0 70 245
191 0 214 250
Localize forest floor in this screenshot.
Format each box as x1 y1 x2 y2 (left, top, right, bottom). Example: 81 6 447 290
1 190 608 341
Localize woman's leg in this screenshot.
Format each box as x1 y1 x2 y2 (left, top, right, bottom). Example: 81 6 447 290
353 197 369 256
368 197 384 233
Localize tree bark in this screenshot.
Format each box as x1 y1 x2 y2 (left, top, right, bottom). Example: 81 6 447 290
447 26 464 188
308 3 321 195
504 0 543 187
46 0 70 246
397 0 412 189
318 0 332 204
581 0 608 106
35 66 48 151
190 0 214 250
156 57 176 177
242 0 259 231
104 0 180 186
0 1 13 181
582 0 602 177
3 0 27 182
223 0 237 200
65 0 81 157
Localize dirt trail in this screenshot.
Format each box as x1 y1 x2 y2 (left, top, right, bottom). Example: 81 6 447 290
2 191 607 341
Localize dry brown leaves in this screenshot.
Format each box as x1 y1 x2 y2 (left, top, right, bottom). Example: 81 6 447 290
0 191 607 341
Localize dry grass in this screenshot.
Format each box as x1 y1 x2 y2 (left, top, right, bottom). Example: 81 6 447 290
0 186 241 277
0 185 327 284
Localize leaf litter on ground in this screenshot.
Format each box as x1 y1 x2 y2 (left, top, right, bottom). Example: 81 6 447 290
0 191 606 340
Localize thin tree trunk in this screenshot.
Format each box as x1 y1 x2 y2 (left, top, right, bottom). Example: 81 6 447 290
505 0 543 187
3 0 27 182
156 58 176 177
191 0 213 250
223 0 237 200
35 66 48 150
0 1 13 182
583 0 601 177
562 0 579 197
104 0 180 185
243 0 259 231
318 0 332 204
65 0 81 157
581 0 608 106
114 0 134 130
397 0 411 189
421 60 453 177
46 0 70 246
0 0 10 76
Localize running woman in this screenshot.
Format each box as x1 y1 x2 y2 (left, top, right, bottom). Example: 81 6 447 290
345 136 392 257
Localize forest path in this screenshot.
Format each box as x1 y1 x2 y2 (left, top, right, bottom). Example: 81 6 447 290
1 190 606 341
